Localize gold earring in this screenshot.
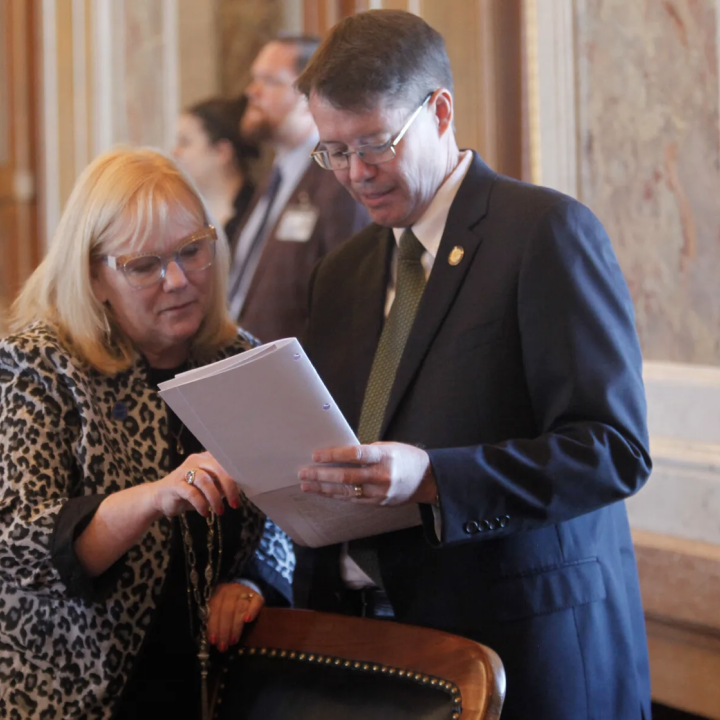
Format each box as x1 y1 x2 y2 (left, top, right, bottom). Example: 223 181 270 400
101 304 112 339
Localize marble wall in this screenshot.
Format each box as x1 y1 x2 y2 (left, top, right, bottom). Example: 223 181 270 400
122 0 171 148
575 0 720 365
178 0 219 108
39 0 180 239
217 0 283 97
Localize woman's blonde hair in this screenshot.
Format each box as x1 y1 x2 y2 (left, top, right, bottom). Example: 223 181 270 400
11 147 237 373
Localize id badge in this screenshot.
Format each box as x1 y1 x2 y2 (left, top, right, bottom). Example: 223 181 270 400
276 194 319 242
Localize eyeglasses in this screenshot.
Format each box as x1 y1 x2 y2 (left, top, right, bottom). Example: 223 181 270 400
104 226 217 289
311 92 435 171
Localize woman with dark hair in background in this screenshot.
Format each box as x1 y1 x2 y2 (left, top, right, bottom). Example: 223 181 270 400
174 96 259 245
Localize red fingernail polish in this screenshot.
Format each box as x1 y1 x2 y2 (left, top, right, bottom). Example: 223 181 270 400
245 614 252 623
231 498 240 509
210 635 217 645
219 643 227 653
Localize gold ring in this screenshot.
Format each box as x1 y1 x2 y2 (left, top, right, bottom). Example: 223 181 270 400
185 469 197 485
241 592 255 600
353 484 364 499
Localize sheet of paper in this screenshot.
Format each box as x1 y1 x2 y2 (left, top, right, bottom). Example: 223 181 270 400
252 484 421 547
158 338 422 546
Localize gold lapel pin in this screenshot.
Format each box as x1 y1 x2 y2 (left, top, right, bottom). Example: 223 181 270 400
448 246 464 266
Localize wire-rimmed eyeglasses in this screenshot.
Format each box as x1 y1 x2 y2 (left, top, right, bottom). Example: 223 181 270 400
103 225 217 289
310 91 436 171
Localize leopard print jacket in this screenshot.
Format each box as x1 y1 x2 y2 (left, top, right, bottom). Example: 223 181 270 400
0 323 268 719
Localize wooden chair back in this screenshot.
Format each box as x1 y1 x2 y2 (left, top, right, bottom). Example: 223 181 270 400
214 608 505 720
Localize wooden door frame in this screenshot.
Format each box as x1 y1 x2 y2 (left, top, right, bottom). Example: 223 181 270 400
0 0 40 321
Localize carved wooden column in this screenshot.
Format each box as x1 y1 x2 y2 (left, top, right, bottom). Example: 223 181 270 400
0 0 39 321
37 0 181 241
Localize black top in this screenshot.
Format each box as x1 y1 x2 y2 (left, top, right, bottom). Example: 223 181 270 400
112 364 204 720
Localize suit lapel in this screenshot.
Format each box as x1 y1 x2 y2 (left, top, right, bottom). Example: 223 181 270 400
347 227 394 429
380 153 498 438
243 164 314 315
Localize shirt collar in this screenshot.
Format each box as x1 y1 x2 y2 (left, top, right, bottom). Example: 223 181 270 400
392 150 473 257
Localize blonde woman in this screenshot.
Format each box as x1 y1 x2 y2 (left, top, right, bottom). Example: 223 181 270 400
0 148 289 719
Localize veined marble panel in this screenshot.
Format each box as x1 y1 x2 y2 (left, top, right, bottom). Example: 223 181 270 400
122 0 171 148
576 0 720 365
217 0 282 96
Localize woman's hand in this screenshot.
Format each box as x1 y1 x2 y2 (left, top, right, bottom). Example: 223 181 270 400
207 582 265 651
151 451 242 519
76 452 241 577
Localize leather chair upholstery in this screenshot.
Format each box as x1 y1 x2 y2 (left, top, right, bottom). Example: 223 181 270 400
212 609 505 720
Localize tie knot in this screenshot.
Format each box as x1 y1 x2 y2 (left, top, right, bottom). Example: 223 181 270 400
398 229 424 264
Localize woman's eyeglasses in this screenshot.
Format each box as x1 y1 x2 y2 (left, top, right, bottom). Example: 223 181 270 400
103 226 217 289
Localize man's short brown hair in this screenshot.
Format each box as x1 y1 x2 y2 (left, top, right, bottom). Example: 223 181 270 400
296 10 453 111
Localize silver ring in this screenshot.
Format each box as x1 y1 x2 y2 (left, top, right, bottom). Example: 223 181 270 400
241 592 255 600
353 484 364 499
185 469 197 485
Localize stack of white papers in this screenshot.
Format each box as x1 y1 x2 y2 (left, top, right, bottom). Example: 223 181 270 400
158 338 420 547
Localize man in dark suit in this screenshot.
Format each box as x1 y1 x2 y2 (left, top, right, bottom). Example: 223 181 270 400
228 36 370 342
292 10 653 720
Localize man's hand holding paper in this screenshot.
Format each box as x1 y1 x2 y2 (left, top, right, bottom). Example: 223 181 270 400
298 442 438 506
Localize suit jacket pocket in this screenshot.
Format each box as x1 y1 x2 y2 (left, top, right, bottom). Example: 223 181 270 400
490 557 606 622
455 317 505 353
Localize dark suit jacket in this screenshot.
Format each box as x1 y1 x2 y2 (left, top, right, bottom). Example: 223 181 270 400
238 162 370 342
296 153 652 720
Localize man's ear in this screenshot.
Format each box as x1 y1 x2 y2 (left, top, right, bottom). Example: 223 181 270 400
433 89 454 137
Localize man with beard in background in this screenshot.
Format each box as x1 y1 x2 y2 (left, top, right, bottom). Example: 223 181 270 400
227 37 370 342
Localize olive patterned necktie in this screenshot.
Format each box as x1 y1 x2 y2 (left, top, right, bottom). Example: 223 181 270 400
349 229 427 591
357 228 427 444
